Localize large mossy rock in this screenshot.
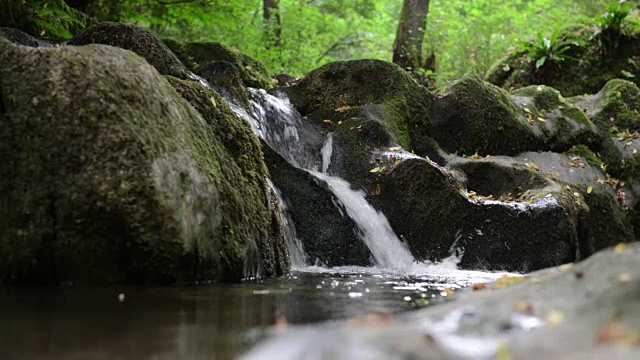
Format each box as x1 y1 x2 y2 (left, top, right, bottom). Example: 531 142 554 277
162 39 275 89
574 79 640 179
282 59 434 154
68 22 189 79
431 75 542 156
0 38 286 285
370 156 583 272
511 85 601 151
486 24 640 97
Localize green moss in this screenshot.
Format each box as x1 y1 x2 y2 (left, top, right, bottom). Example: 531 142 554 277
167 77 288 280
0 40 286 285
432 74 540 156
486 25 640 97
163 39 275 89
283 59 433 152
568 145 606 173
593 79 640 132
69 22 189 79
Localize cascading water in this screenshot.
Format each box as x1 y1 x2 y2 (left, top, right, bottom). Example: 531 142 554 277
309 171 415 269
266 179 307 268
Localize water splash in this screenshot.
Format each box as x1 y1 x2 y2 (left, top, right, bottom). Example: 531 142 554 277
321 133 333 173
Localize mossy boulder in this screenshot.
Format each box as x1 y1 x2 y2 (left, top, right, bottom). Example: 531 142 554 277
431 74 542 156
486 24 640 96
576 79 640 132
282 59 434 154
511 85 601 152
0 39 286 285
68 22 189 79
573 79 640 178
196 61 250 108
162 39 275 89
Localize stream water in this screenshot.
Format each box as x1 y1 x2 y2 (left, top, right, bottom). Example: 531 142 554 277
0 81 517 359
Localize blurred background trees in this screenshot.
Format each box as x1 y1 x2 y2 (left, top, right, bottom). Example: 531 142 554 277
0 0 626 86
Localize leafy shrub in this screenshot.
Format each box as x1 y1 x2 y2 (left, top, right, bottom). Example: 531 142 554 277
521 27 583 69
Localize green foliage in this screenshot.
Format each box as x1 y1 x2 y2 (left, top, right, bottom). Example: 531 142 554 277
0 0 87 40
594 2 637 52
3 0 623 85
521 27 582 69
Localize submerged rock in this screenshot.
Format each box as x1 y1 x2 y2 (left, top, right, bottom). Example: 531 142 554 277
244 243 640 360
162 39 275 89
68 22 189 79
0 39 285 285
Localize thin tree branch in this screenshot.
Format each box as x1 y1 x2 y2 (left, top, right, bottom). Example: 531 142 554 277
157 0 195 5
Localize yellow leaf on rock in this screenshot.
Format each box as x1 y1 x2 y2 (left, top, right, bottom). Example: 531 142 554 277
545 311 565 326
587 186 593 194
335 106 351 113
615 243 629 254
374 184 382 196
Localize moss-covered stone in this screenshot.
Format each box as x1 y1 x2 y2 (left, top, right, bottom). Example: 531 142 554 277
196 61 250 108
282 59 433 153
431 74 541 156
588 79 640 132
68 22 189 79
486 25 640 97
368 156 582 272
162 39 275 89
0 40 286 285
567 145 606 172
510 85 601 152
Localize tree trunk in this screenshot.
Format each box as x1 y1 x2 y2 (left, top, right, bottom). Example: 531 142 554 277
263 0 282 48
393 0 431 71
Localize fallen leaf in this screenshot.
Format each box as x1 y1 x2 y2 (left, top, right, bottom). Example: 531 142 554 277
545 311 565 326
322 119 334 126
512 300 534 315
335 106 351 113
494 276 525 289
389 146 402 151
370 166 384 174
472 283 488 291
587 186 593 194
617 273 632 285
373 184 382 196
615 243 629 254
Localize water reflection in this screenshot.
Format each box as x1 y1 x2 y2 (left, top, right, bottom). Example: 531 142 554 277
0 269 500 359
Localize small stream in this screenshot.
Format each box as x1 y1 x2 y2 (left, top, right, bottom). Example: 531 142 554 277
0 267 506 360
0 79 519 359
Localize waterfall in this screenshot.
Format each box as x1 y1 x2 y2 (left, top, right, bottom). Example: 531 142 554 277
309 171 416 269
216 82 424 271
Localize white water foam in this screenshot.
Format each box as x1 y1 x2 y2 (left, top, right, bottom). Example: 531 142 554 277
321 133 333 173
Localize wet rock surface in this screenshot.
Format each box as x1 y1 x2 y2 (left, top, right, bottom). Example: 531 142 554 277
244 243 640 360
0 37 285 285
